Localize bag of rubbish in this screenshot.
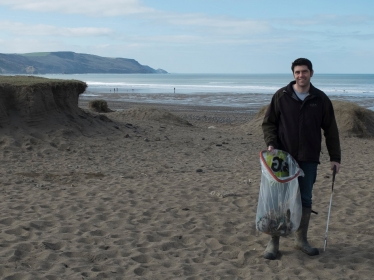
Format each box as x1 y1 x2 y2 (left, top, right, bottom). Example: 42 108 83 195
256 149 303 236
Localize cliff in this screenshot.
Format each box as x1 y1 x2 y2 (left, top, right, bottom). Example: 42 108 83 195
0 76 87 126
0 52 168 74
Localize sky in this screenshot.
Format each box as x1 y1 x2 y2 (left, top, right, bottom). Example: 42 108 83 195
0 0 373 74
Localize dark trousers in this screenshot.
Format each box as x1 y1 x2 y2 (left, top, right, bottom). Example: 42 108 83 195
298 162 318 208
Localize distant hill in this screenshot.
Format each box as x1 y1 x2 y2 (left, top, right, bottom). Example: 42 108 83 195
0 51 168 74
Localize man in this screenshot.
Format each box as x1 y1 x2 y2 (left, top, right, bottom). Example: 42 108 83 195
261 58 341 260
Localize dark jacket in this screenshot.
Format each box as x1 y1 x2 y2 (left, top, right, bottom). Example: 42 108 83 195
262 81 341 163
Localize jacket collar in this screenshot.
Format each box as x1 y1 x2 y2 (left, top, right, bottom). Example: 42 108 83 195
284 81 318 101
286 81 317 95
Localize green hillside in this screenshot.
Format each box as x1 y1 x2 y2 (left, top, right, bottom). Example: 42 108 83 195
0 51 167 74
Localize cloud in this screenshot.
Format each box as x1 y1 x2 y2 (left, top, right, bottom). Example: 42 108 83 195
275 14 374 27
327 31 374 41
159 13 271 35
0 20 113 37
0 0 270 35
0 0 154 16
0 37 73 53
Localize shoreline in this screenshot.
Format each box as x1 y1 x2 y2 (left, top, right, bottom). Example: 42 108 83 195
79 90 374 115
78 99 260 124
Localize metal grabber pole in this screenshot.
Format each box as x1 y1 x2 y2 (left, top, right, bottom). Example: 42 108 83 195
324 165 337 251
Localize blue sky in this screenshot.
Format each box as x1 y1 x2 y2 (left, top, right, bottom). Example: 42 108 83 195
0 0 373 73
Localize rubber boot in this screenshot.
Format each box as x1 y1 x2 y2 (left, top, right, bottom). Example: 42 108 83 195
263 236 279 260
294 207 319 256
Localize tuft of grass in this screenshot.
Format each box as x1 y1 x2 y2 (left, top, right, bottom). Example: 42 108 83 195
0 75 85 87
88 100 112 113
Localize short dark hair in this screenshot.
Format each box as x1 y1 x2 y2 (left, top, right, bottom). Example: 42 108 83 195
291 58 313 72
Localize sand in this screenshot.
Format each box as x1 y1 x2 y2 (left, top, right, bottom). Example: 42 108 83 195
0 93 374 279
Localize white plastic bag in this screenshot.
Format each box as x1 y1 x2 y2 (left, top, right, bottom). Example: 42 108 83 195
256 149 303 236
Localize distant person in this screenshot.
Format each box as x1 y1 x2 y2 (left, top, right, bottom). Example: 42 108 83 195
174 87 175 93
261 58 341 260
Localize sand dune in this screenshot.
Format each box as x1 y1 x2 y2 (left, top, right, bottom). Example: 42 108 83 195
1 82 374 279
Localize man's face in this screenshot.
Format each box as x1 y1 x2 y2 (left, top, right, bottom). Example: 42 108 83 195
293 65 313 89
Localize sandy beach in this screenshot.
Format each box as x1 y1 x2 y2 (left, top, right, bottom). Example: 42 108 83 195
1 87 374 279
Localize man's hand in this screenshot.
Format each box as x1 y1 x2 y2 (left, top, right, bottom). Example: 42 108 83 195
331 161 340 174
267 145 275 154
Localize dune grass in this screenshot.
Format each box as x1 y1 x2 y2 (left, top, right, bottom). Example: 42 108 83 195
88 100 113 113
0 75 85 86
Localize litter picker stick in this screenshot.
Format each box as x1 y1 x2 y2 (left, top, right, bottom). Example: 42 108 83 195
324 165 337 251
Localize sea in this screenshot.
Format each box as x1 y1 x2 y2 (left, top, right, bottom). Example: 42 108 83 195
37 73 374 111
